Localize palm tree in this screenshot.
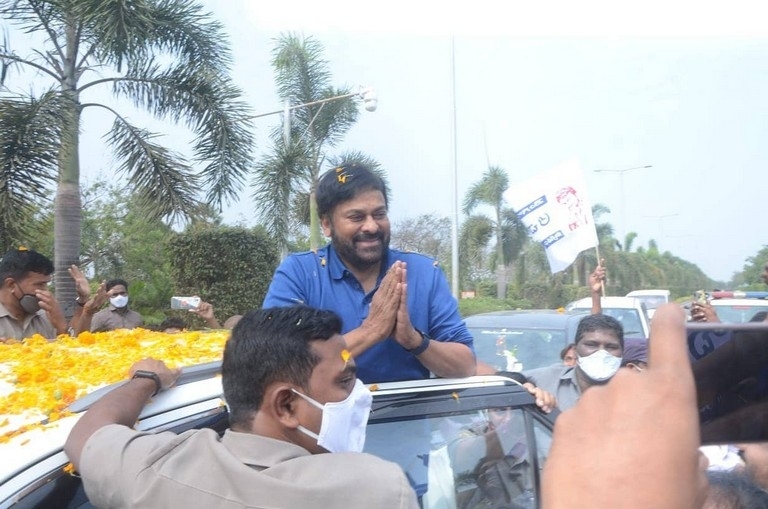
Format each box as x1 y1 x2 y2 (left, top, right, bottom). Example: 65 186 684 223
252 34 362 253
0 0 253 314
463 166 513 298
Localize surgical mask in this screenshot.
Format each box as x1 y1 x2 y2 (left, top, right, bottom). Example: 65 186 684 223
578 349 622 382
110 295 129 308
292 379 372 453
18 293 41 314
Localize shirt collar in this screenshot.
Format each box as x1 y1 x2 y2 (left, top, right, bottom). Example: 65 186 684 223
325 244 391 282
221 430 310 469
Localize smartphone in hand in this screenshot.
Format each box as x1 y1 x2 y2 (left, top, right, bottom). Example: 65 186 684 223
170 296 201 310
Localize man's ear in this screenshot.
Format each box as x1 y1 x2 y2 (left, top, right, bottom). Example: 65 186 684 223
320 216 332 238
3 277 17 291
271 386 301 429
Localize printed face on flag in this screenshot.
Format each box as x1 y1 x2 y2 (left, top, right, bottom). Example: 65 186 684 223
506 159 599 273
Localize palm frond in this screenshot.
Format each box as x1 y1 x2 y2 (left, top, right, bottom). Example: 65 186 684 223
111 63 254 209
0 92 61 245
105 117 201 222
72 0 229 72
272 33 330 104
251 139 310 250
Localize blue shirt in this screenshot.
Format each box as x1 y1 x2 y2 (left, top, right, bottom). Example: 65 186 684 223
263 245 474 383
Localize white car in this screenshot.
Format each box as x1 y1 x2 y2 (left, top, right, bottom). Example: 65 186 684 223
625 289 671 320
566 296 651 339
710 298 768 323
1 364 557 508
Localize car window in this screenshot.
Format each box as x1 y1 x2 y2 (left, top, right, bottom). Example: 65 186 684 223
467 328 568 372
365 406 541 509
531 416 554 477
712 304 768 323
601 309 644 336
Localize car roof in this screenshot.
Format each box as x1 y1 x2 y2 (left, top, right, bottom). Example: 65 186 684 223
464 309 589 328
570 296 644 309
711 298 768 307
626 289 670 297
0 370 537 493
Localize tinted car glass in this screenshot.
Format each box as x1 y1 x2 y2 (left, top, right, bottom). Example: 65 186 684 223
365 381 555 508
711 304 768 324
468 327 568 372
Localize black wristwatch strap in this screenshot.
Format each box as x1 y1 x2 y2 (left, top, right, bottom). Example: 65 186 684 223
131 370 162 396
407 329 431 356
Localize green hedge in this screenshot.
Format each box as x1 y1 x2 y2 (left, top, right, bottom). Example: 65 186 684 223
168 226 279 328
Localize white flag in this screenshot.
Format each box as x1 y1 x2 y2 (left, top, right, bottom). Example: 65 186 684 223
505 159 598 274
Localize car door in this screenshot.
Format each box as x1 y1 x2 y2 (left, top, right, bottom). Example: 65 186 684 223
364 380 557 509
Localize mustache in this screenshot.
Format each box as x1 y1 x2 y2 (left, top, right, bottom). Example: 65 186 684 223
353 232 384 242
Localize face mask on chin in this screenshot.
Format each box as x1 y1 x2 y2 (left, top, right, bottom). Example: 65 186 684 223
110 295 129 309
292 379 373 453
577 349 622 382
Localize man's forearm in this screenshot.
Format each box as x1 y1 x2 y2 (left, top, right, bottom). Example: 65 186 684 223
343 324 389 357
64 377 155 471
415 341 476 378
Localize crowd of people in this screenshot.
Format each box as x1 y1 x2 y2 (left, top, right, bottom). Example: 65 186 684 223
2 163 768 507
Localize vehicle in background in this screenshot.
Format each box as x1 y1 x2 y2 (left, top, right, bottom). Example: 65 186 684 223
566 296 650 339
709 294 768 323
463 310 589 373
0 366 557 508
625 289 671 320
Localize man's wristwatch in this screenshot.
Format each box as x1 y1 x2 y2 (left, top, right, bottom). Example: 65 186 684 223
75 297 86 307
407 329 431 356
131 370 162 396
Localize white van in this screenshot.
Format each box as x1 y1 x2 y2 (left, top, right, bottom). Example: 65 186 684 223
625 289 671 320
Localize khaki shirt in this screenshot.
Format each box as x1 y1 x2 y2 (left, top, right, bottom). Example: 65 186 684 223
0 302 57 340
81 425 419 509
89 306 143 332
523 365 583 411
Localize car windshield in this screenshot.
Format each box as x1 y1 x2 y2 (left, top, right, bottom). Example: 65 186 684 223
600 309 644 336
635 296 667 310
364 406 540 508
711 304 768 323
467 327 568 372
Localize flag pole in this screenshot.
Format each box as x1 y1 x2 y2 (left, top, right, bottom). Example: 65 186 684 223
594 246 605 297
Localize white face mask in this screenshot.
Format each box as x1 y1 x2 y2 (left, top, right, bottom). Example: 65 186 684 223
578 349 622 382
292 379 372 453
110 295 129 309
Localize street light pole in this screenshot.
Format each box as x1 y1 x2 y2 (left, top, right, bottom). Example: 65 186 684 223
593 165 652 246
450 37 459 300
250 86 378 145
643 213 679 246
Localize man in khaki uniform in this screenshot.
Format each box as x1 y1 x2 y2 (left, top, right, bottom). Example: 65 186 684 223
65 306 419 508
88 278 143 332
0 248 67 341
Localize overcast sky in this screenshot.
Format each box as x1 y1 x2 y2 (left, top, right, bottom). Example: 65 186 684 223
6 0 768 282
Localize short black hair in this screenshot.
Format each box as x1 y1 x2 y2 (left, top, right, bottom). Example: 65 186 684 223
560 343 576 360
222 306 343 428
159 317 187 331
574 314 624 349
106 278 128 291
0 248 54 282
316 162 389 218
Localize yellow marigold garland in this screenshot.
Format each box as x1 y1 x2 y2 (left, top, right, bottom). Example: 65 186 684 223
0 328 229 443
